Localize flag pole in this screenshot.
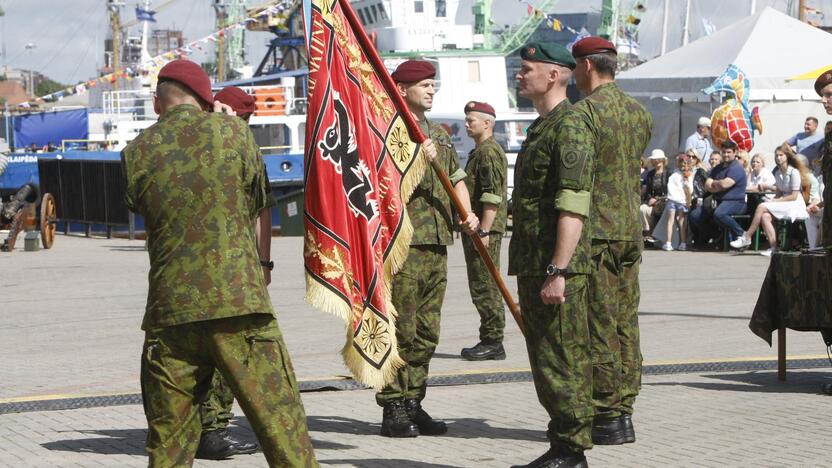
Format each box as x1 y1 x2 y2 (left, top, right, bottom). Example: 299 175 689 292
340 1 525 334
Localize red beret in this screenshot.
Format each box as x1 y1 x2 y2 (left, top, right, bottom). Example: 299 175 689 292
214 86 256 118
464 101 496 117
814 69 832 96
571 36 617 58
391 60 436 83
158 59 214 105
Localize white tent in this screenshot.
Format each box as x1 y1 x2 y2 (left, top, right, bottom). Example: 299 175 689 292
617 7 830 159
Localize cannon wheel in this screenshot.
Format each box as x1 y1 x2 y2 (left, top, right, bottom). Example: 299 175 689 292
1 209 24 252
40 193 57 249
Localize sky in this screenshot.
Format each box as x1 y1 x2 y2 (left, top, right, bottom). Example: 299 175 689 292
0 0 830 86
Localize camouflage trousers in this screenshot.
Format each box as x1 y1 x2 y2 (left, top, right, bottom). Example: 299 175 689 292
199 372 235 432
517 274 593 452
376 245 447 406
588 240 643 418
141 314 318 468
461 233 505 344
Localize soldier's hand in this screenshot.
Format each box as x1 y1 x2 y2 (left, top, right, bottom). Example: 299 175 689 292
262 267 272 286
540 275 566 305
214 100 236 116
460 213 479 234
422 138 437 163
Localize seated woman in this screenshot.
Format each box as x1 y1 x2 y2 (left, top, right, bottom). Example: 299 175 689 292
805 171 823 249
746 153 776 196
656 154 694 251
730 144 810 255
639 149 669 241
688 149 708 208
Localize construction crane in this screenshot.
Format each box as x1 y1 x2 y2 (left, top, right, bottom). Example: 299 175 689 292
107 0 125 92
497 0 557 54
597 0 618 41
472 0 494 49
246 0 305 76
214 0 247 82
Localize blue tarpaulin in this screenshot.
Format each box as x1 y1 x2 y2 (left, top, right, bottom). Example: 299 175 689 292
13 109 89 149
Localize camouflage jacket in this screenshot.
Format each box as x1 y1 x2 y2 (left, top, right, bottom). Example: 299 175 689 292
823 132 832 247
464 136 508 234
566 82 653 241
508 99 593 276
407 119 466 246
122 104 272 330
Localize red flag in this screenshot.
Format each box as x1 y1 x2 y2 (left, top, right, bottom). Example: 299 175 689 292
303 0 427 389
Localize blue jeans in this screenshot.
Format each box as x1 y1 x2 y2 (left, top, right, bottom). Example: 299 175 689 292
690 199 747 241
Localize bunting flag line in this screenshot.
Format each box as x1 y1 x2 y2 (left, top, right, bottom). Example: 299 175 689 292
303 0 427 389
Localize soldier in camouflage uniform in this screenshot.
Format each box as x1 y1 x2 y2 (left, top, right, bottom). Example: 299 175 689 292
192 86 275 460
568 37 653 445
122 60 317 467
375 60 479 438
459 100 509 361
508 43 593 468
813 70 832 396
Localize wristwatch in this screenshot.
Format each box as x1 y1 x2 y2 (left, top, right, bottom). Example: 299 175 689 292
260 259 274 271
476 228 490 238
545 264 569 277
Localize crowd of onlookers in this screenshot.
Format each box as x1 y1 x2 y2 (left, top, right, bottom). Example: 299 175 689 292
640 115 825 255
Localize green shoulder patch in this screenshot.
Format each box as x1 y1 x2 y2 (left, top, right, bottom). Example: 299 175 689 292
560 150 588 182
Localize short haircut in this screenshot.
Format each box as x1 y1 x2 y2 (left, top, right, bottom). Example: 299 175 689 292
583 52 617 78
806 116 819 124
720 139 738 150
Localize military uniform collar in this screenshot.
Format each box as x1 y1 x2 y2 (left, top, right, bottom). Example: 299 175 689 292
589 81 618 96
161 104 202 121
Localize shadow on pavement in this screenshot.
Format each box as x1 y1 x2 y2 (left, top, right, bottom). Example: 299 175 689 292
646 370 832 394
321 459 463 467
308 415 545 442
41 428 147 455
638 311 750 320
431 352 464 360
108 245 147 251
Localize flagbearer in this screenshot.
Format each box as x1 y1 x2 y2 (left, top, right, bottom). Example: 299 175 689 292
376 59 479 438
460 100 509 361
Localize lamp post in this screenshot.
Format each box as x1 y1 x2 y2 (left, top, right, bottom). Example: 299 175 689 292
24 42 36 97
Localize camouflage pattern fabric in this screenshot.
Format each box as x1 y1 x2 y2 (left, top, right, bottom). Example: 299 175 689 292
122 104 272 331
464 135 508 233
749 251 832 344
141 314 317 467
199 372 235 432
462 234 505 343
408 120 466 246
462 135 508 343
561 83 651 418
376 245 447 405
508 100 593 277
588 240 643 417
517 274 593 452
822 132 832 247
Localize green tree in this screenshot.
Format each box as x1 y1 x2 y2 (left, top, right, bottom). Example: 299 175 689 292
35 78 66 97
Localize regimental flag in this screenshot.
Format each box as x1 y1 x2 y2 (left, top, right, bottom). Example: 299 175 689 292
303 0 427 389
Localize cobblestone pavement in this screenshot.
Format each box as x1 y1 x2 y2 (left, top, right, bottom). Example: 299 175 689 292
1 234 830 467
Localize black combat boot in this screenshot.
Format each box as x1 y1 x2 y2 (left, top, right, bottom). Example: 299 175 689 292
822 383 832 395
591 414 636 445
404 399 447 435
511 448 588 468
460 341 506 361
380 400 419 438
195 428 259 460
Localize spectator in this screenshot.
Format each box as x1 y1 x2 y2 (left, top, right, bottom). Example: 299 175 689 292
806 171 823 249
689 140 747 249
688 149 708 208
784 116 824 166
639 149 669 240
730 144 810 255
707 149 722 171
747 153 776 193
656 153 694 251
736 150 750 176
684 116 713 168
825 120 832 136
640 156 649 199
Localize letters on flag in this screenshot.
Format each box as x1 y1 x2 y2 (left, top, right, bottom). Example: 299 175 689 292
303 0 426 389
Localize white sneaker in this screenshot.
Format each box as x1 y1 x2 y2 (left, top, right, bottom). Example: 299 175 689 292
760 248 776 257
662 242 673 251
729 235 751 249
677 243 687 251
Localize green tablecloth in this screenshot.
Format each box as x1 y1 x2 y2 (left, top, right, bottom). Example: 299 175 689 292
749 251 832 346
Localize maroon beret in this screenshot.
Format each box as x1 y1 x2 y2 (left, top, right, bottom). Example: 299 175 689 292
158 59 214 105
571 36 617 58
391 60 436 83
464 101 496 117
214 86 256 118
814 69 832 96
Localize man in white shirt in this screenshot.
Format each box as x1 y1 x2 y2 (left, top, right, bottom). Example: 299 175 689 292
684 117 713 169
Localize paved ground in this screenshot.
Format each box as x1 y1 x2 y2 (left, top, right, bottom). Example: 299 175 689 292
1 234 831 467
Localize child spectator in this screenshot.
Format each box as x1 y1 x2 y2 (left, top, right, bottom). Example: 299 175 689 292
658 153 694 251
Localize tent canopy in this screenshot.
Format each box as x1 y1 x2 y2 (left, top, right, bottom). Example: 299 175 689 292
618 7 830 101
